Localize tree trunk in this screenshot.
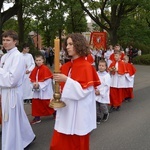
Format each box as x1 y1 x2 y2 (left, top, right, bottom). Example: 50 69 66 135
0 1 19 43
0 15 2 44
108 29 118 46
17 2 24 46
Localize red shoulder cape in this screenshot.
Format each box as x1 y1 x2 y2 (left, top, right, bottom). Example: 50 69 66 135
85 54 94 64
109 60 127 75
109 53 125 61
60 57 100 90
30 65 53 82
125 63 136 76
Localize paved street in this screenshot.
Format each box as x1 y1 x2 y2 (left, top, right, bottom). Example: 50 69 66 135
1 65 150 150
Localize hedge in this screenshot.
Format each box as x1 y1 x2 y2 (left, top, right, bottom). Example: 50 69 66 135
132 54 150 65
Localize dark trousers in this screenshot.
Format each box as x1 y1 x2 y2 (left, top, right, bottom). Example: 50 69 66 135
49 56 54 66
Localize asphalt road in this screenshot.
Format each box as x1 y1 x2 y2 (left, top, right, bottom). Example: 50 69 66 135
0 65 150 150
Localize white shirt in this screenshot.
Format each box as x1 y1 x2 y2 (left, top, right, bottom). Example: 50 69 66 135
32 78 53 99
104 49 114 66
110 62 126 88
95 71 111 104
125 73 135 88
54 77 96 135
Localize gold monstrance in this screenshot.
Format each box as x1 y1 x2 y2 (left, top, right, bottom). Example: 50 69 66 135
49 38 66 108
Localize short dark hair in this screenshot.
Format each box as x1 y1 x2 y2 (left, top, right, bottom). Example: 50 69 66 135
34 53 46 64
2 30 18 41
22 43 30 49
63 33 90 57
114 50 121 55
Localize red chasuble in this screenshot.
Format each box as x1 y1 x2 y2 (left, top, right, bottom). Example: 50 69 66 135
60 56 100 90
29 65 54 116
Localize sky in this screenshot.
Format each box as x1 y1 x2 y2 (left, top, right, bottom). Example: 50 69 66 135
2 2 91 22
2 2 13 11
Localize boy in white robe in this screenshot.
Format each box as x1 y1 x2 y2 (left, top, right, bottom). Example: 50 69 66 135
95 60 111 124
0 30 35 150
21 43 35 104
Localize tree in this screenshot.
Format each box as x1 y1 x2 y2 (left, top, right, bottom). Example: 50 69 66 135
2 18 18 31
118 9 150 47
0 0 20 43
65 0 88 33
117 1 150 54
27 0 66 47
79 0 139 45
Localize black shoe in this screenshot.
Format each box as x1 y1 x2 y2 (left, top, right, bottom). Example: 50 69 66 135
97 117 101 125
128 99 131 102
116 106 120 111
102 113 109 122
29 99 32 104
124 98 131 103
24 99 28 104
109 106 115 113
53 111 56 119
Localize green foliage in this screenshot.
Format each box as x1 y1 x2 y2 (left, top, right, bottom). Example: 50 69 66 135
132 43 150 55
27 0 66 46
2 19 18 31
118 6 150 51
1 0 150 50
133 54 150 65
65 0 88 33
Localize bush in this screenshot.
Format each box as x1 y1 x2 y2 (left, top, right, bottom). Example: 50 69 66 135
132 54 150 65
132 43 150 55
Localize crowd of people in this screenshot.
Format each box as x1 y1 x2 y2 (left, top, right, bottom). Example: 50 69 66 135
0 30 137 150
89 44 136 122
90 44 141 70
39 46 54 67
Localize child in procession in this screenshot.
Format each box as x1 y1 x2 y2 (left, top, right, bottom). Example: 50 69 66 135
108 51 127 112
50 33 100 150
21 43 35 104
123 55 136 102
95 60 111 124
29 54 55 124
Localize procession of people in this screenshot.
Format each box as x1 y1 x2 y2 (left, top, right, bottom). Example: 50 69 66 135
0 30 138 150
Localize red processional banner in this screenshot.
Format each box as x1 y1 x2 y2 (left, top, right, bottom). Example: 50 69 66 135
90 32 107 50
